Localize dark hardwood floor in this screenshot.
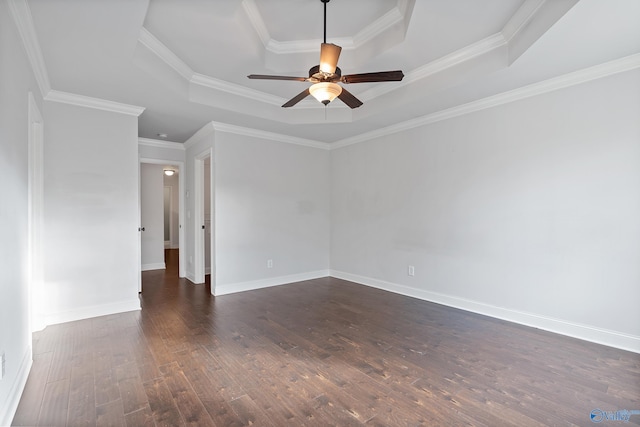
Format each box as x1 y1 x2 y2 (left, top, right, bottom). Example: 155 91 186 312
12 249 640 426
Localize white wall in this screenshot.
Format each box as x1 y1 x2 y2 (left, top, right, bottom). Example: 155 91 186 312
140 163 165 270
213 131 331 294
42 101 141 325
183 124 331 294
330 69 640 352
0 2 42 423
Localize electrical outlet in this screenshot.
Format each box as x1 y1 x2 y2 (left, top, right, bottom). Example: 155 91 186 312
1 352 5 380
408 265 415 276
267 259 273 269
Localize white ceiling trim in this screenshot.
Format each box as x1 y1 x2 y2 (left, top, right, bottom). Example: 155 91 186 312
138 138 185 150
360 33 506 101
7 0 51 97
210 121 329 150
141 0 567 115
352 1 408 48
138 28 194 81
138 28 504 116
360 0 575 102
183 120 329 151
138 28 285 107
241 0 413 54
184 121 215 150
502 0 545 43
45 90 145 116
191 73 283 106
241 0 271 48
332 54 640 150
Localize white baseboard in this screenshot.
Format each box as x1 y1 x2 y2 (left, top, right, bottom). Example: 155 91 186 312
0 345 33 427
205 267 211 275
141 263 165 271
164 241 171 249
214 269 330 296
330 270 640 354
43 299 141 326
185 271 200 284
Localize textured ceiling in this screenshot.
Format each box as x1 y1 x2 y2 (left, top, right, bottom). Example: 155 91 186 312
24 0 640 144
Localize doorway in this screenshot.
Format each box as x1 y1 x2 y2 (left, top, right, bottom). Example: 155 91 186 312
138 158 185 292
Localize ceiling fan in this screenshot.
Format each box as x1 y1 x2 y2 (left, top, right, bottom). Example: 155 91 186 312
247 0 404 109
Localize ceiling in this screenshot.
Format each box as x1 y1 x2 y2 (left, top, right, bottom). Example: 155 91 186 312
25 0 640 144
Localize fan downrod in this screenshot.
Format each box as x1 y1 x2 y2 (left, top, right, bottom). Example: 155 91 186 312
321 0 330 44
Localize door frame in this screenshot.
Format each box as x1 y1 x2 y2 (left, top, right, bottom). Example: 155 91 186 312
193 148 214 291
139 158 185 282
163 185 173 249
28 92 45 332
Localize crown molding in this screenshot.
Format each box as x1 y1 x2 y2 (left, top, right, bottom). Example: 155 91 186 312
352 3 405 47
138 27 286 107
7 0 51 97
138 27 193 81
241 0 270 48
138 138 185 150
210 121 329 150
184 122 216 150
502 0 546 43
360 33 506 101
191 73 283 106
45 90 145 116
332 54 640 149
241 0 412 55
184 120 328 151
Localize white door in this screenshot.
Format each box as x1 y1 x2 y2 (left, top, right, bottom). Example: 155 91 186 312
140 164 166 276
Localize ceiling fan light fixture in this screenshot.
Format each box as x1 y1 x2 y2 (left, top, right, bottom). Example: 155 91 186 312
319 43 342 75
309 82 342 105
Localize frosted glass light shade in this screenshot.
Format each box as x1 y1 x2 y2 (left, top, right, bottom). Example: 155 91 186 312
319 43 342 74
309 82 342 105
164 169 175 176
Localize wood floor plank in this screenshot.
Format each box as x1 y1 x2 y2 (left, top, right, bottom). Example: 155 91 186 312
11 351 53 426
116 361 150 415
143 377 185 426
96 399 126 427
67 361 97 426
124 404 156 427
37 378 70 426
13 249 640 427
159 362 216 427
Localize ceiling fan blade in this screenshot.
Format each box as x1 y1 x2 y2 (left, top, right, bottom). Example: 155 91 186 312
340 70 404 84
282 88 311 108
337 87 363 109
319 43 342 74
247 74 308 82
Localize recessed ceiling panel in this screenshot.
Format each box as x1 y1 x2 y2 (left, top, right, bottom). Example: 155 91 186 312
254 0 395 42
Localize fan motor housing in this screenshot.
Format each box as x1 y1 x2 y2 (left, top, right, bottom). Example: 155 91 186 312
309 65 341 82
